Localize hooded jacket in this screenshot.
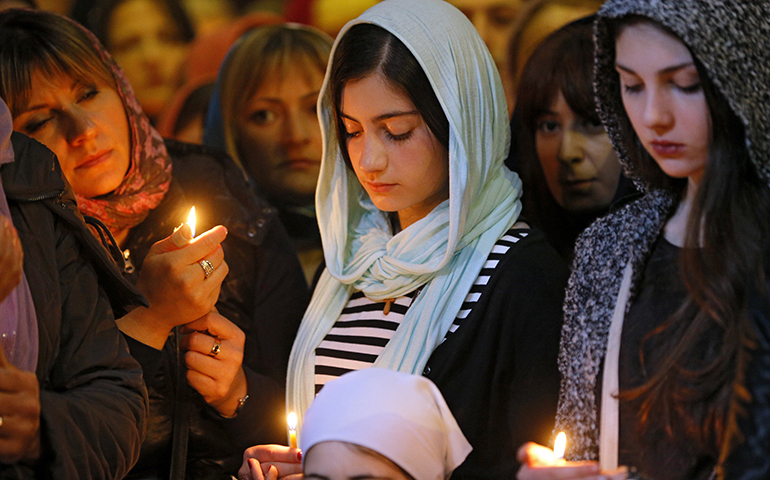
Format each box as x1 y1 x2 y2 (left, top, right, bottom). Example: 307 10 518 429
555 1 770 478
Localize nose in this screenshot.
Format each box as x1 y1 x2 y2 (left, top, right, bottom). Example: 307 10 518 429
65 108 98 146
282 111 312 146
642 88 674 133
355 134 387 174
557 129 585 165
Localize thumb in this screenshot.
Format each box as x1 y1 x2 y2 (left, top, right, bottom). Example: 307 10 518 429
149 223 193 256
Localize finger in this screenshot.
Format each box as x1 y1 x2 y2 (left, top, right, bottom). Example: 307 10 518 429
178 226 228 264
201 245 226 271
243 445 303 464
0 342 9 368
182 311 241 342
248 458 266 480
266 465 279 480
172 223 194 248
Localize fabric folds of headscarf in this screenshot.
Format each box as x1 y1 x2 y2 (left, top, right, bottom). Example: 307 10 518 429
68 20 172 236
301 369 472 480
287 0 522 434
0 98 37 372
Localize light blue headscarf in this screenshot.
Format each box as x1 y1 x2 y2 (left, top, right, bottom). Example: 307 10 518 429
287 0 522 434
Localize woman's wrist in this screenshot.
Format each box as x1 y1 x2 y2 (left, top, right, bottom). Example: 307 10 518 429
115 307 172 350
213 368 248 418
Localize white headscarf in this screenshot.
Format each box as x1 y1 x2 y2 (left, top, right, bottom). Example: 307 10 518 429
287 0 521 434
301 369 472 480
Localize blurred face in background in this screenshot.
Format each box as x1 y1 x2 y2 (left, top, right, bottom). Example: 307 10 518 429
536 90 621 212
236 64 325 206
107 0 190 120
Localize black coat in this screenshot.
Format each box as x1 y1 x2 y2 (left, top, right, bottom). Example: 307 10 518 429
2 133 148 479
425 228 569 479
122 141 308 480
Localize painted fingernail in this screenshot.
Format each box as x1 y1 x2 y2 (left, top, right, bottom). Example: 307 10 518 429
297 451 302 462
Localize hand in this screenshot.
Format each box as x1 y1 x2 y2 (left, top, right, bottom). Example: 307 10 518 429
237 445 303 480
516 442 624 480
0 343 41 464
120 225 229 349
0 216 23 303
181 311 246 417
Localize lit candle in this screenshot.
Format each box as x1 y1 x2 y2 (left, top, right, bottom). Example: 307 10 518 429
287 412 297 448
553 431 567 460
187 206 196 238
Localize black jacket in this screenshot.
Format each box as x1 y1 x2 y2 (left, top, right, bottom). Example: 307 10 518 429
122 141 308 480
2 132 148 479
425 228 569 479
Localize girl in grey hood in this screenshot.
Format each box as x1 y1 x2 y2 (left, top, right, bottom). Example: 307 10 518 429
517 1 770 480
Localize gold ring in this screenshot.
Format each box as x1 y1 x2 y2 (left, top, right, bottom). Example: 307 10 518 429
200 259 215 278
210 339 222 357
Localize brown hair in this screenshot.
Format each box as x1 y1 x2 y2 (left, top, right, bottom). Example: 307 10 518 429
0 8 115 116
217 23 332 172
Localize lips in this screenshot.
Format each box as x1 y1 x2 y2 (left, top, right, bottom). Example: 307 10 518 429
283 158 321 170
650 140 685 157
364 181 397 194
77 149 112 170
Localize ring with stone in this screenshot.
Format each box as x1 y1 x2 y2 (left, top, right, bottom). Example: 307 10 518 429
210 339 222 357
200 259 215 278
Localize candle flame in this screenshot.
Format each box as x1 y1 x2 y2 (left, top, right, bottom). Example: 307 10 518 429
553 432 567 459
187 207 196 238
287 412 297 431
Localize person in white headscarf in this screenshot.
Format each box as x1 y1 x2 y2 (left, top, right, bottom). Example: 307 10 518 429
298 369 470 480
239 0 569 478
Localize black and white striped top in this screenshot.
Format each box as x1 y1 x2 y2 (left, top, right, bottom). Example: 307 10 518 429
314 228 528 392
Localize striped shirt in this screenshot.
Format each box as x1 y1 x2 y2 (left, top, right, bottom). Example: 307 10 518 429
314 228 528 392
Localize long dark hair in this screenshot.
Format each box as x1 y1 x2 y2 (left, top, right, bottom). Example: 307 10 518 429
514 16 628 261
612 18 770 470
328 23 449 170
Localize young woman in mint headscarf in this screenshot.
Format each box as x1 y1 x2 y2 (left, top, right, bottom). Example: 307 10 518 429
238 0 569 478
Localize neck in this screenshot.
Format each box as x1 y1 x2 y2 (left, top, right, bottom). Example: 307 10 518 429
114 228 130 249
664 177 699 247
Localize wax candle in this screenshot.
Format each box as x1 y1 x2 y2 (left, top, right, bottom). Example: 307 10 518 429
187 206 196 238
288 412 297 448
553 431 567 460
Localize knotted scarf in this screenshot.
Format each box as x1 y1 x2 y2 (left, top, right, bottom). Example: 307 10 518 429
287 0 522 436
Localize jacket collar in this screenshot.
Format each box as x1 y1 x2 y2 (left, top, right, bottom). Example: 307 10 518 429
2 132 66 202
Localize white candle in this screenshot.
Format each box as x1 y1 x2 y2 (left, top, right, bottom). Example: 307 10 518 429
187 206 196 238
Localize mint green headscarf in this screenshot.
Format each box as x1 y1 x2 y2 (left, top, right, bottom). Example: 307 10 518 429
287 0 522 436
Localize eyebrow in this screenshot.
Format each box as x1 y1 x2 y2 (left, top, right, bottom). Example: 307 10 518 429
340 110 419 123
614 61 695 76
22 80 82 114
253 91 321 103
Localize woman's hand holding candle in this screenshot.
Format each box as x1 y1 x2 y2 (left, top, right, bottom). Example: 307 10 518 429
118 224 229 349
516 442 626 480
180 311 247 417
237 445 303 480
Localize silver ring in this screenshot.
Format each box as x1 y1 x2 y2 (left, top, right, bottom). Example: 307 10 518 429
200 259 215 278
210 339 222 357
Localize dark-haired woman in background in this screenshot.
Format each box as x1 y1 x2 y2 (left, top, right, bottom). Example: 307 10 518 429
514 17 634 262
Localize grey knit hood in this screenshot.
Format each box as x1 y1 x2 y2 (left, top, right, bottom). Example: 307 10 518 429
594 0 770 190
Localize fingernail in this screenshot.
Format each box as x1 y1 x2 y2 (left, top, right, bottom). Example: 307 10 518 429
297 451 302 462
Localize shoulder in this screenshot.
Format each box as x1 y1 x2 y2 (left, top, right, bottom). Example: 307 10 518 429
492 227 570 288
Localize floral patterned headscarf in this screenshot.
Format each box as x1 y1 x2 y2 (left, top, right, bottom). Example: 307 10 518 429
66 16 172 235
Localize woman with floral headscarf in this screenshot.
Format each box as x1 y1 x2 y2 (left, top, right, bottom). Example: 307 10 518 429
0 8 308 480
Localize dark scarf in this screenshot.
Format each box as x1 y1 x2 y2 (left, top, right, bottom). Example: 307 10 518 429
70 20 172 236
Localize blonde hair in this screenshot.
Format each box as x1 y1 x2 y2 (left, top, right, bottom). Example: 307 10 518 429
0 9 114 117
218 23 332 172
